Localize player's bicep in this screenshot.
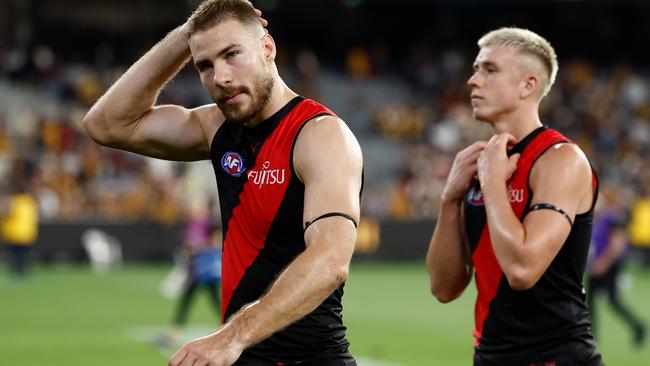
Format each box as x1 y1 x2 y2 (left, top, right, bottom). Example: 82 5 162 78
125 104 223 161
295 116 363 247
526 145 590 228
521 144 592 268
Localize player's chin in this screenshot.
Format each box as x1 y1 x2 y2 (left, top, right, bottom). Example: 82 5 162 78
472 109 492 123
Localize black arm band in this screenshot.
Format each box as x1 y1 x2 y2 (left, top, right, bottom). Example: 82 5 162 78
304 212 358 232
528 203 573 226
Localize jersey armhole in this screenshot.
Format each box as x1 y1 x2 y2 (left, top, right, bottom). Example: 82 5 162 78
208 119 230 159
289 112 334 183
523 141 570 217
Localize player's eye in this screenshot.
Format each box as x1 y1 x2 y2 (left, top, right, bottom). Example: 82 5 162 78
196 62 212 72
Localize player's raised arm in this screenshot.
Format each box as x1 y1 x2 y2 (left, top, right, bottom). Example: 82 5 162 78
83 23 223 161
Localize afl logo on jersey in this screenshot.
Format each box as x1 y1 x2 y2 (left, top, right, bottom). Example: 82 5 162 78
466 184 484 206
221 151 246 177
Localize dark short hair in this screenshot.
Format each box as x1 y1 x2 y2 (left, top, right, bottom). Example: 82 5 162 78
188 0 258 36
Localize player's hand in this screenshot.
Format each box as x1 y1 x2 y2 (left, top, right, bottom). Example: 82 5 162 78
168 330 244 366
179 21 191 40
477 133 520 188
254 8 269 31
442 141 487 203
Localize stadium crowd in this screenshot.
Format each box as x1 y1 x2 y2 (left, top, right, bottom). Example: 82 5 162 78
1 39 649 247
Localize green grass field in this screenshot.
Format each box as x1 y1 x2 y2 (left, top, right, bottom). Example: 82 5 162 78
1 262 649 365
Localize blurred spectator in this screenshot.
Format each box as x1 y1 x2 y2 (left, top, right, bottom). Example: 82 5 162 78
156 196 222 349
628 187 650 266
588 185 646 347
0 17 649 225
1 159 39 279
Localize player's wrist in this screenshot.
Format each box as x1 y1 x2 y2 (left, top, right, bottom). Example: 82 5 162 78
440 194 463 212
178 21 191 40
480 179 508 206
440 189 463 206
226 300 260 349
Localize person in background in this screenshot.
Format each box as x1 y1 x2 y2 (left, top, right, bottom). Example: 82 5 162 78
1 159 39 279
157 196 222 349
588 184 646 347
627 187 650 267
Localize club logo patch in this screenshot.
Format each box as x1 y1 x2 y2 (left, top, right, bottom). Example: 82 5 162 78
221 151 246 177
466 184 484 206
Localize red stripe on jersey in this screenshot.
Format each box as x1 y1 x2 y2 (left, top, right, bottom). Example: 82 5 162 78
220 99 335 321
472 128 569 345
472 225 503 345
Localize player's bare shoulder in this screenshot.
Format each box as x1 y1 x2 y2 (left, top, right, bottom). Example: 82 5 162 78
190 103 227 151
293 115 362 182
530 142 593 210
533 142 591 179
298 115 361 153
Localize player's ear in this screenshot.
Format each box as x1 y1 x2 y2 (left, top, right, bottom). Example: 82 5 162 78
262 33 276 63
520 74 539 99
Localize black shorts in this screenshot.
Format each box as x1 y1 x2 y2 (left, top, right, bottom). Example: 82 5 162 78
474 338 603 366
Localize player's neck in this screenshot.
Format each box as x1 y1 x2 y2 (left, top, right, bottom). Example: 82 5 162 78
491 105 543 142
244 78 297 128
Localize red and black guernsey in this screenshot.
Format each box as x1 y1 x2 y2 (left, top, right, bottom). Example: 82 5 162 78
210 96 355 364
464 126 602 365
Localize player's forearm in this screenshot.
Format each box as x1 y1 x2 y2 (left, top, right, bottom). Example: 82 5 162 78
226 229 355 349
426 199 471 302
85 25 191 133
482 182 528 286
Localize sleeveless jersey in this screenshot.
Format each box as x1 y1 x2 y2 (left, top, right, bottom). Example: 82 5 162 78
463 126 601 365
210 96 353 364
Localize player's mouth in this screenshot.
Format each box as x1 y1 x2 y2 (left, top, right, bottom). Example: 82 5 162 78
224 93 244 104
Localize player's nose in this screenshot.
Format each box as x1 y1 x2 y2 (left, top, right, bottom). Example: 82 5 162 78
213 66 233 87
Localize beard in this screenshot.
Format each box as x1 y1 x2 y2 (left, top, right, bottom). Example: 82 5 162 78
214 71 275 124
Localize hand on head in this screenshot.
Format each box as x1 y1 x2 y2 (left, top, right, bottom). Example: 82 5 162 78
180 6 268 39
254 8 269 30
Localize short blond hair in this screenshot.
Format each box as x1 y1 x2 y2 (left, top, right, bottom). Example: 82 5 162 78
478 27 558 97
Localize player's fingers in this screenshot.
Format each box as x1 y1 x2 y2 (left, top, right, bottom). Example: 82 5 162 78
254 8 268 28
182 354 199 366
481 135 498 151
468 140 487 153
509 153 521 167
477 150 488 165
458 141 486 159
463 162 478 178
169 348 189 366
191 359 209 366
499 132 517 146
